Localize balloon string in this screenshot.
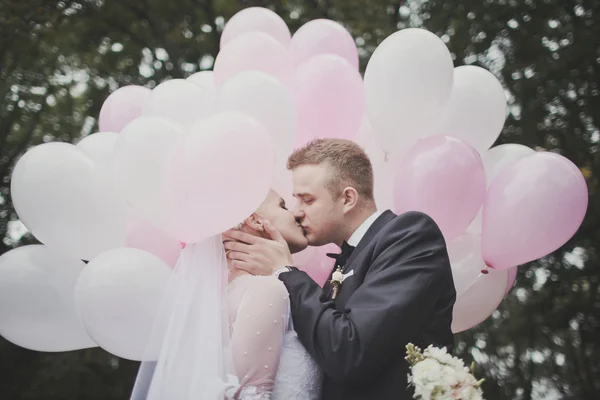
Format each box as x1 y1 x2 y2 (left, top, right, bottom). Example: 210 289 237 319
457 266 490 298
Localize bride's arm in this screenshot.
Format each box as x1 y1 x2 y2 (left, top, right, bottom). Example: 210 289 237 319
230 276 290 399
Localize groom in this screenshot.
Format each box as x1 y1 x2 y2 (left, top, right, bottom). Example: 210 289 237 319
224 139 456 400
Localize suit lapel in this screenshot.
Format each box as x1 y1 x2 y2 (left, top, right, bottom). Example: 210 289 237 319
320 210 396 301
344 210 396 271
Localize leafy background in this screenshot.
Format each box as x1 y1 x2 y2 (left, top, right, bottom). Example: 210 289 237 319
0 1 598 399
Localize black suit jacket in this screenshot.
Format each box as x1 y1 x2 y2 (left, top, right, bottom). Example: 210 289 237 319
279 210 456 400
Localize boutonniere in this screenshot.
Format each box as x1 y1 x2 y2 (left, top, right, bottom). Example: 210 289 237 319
330 266 344 300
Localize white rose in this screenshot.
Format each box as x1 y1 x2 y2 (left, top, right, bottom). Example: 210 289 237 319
424 346 464 369
458 386 479 400
332 270 344 282
413 359 443 382
456 369 477 385
441 365 458 387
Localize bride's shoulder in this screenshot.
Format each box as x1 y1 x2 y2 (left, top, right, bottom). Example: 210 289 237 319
230 274 287 296
247 275 287 293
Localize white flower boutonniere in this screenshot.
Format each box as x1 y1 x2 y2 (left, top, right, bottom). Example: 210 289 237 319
330 266 344 300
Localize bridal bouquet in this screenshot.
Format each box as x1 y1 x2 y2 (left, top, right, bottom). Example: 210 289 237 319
405 344 484 400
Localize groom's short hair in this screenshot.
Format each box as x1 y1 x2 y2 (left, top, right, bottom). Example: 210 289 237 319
287 139 374 200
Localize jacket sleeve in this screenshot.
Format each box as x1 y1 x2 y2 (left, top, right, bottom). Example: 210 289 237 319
279 211 452 385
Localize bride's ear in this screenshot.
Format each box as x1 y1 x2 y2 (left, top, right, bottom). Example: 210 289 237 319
244 213 265 232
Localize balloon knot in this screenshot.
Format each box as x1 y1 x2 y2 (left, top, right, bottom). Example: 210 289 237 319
180 242 186 249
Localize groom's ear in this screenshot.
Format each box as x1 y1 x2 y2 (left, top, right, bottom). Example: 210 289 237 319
342 187 359 212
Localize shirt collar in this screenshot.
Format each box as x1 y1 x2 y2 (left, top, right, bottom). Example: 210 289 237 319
347 210 383 247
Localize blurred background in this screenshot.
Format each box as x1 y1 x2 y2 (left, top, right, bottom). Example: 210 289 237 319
0 0 598 399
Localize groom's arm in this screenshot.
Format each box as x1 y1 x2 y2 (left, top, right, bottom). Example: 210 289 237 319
279 211 455 385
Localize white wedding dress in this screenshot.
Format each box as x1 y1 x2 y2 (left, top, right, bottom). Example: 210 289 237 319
228 274 322 400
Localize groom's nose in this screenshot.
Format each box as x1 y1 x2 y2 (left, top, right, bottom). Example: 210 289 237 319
293 207 304 221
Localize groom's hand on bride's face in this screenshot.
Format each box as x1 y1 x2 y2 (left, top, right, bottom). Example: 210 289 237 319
223 221 293 276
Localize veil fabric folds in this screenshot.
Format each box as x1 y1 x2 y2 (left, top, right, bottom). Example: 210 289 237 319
130 236 238 400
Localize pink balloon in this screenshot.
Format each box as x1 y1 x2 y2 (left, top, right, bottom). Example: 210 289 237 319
393 136 486 241
295 243 339 287
289 19 358 69
220 7 291 48
126 216 181 268
451 268 509 333
506 267 517 294
292 54 364 146
214 31 293 86
163 112 275 243
292 246 317 266
99 85 152 133
482 152 588 269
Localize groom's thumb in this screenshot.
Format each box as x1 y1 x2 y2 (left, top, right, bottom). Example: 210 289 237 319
264 220 285 243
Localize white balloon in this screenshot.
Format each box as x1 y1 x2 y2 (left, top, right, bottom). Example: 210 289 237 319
11 143 127 260
447 234 485 296
75 248 172 361
355 118 403 211
272 165 295 211
187 71 216 100
364 28 454 154
220 7 291 48
466 143 535 234
0 245 96 351
115 116 183 227
216 71 297 164
77 132 119 168
437 66 507 153
142 79 215 128
452 267 509 333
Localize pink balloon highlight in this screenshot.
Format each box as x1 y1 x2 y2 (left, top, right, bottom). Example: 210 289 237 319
214 31 293 86
220 7 291 48
482 152 588 270
289 19 359 69
292 54 364 146
393 135 486 242
99 85 151 133
295 243 339 287
126 216 181 268
163 112 275 243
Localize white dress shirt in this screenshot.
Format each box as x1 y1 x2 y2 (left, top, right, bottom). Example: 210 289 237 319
347 210 383 247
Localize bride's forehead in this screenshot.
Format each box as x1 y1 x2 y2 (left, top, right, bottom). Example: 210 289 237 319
263 190 282 204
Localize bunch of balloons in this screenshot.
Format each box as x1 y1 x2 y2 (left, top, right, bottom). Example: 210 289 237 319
0 7 588 360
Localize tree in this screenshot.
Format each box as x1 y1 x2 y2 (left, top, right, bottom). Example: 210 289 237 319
0 0 597 398
421 1 600 398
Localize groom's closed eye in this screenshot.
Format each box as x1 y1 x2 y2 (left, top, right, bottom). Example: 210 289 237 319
295 194 313 204
280 199 287 210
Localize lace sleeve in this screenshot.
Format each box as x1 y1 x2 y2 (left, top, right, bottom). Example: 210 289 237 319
229 276 290 399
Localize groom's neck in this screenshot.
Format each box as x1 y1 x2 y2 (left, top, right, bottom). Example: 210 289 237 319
339 203 378 245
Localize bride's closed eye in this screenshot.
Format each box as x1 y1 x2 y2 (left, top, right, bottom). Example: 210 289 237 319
280 199 287 210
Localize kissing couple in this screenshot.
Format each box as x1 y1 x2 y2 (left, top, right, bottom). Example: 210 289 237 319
130 138 456 400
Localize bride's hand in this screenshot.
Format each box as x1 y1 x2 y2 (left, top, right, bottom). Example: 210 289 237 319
223 221 293 275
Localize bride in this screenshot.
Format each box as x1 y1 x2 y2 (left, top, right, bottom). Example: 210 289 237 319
130 190 323 400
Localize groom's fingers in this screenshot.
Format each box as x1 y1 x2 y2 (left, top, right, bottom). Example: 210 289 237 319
223 240 252 254
225 250 249 262
223 229 261 245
